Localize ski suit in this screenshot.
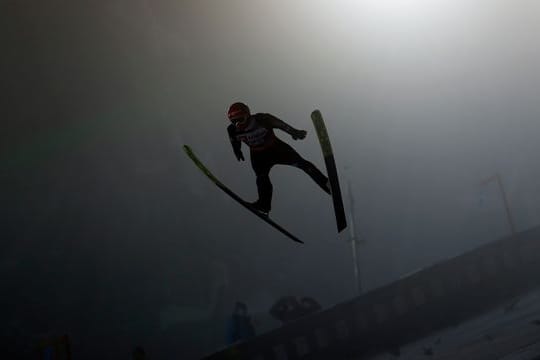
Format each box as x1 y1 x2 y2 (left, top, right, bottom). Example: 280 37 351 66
227 113 329 212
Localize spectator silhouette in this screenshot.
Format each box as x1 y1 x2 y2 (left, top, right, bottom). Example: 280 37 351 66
227 302 256 344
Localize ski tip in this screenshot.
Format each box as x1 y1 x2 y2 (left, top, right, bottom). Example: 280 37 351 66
183 144 193 155
311 109 322 118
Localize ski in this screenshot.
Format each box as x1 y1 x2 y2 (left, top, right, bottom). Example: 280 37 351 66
311 110 347 232
183 145 304 244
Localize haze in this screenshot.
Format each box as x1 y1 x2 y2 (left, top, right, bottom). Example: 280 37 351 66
2 0 540 358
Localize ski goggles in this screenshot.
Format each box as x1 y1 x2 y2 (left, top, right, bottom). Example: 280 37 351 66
231 116 249 126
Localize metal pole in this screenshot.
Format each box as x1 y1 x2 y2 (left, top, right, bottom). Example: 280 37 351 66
495 173 517 236
347 181 362 295
479 173 516 237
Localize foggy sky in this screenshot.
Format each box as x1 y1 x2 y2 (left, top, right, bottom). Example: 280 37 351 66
2 0 540 358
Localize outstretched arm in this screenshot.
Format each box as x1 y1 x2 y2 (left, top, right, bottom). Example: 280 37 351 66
264 114 307 140
227 125 245 161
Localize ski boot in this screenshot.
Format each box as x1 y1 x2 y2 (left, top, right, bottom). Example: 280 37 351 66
249 200 271 216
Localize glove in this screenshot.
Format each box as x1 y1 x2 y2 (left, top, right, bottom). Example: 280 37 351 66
291 129 307 140
235 150 245 161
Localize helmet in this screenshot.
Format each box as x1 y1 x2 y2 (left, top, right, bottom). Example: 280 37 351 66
227 102 250 121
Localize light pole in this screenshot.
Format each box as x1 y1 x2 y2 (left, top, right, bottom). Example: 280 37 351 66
479 173 516 237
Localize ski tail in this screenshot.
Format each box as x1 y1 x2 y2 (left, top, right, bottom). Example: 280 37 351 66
311 110 347 232
183 145 234 197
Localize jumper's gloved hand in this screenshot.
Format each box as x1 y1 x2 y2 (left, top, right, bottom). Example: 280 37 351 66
234 150 245 161
291 129 307 140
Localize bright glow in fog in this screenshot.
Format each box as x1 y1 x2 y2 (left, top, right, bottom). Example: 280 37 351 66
314 0 459 29
361 0 452 20
294 0 466 66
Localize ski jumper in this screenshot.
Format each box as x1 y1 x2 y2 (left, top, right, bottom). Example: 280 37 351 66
228 113 329 212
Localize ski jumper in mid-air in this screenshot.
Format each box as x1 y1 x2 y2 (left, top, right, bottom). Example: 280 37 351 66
227 102 331 215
